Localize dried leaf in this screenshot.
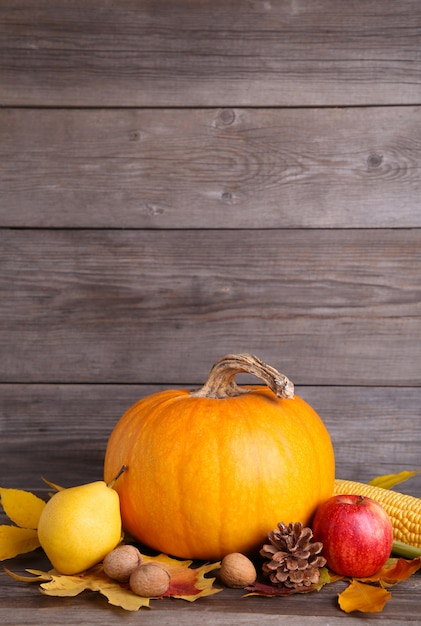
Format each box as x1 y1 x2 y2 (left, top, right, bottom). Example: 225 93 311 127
6 551 222 611
245 581 316 597
41 478 65 492
38 564 151 611
338 579 392 613
0 525 40 560
5 565 148 611
336 556 421 614
40 571 99 596
369 469 421 490
142 553 222 600
89 573 151 611
244 567 332 597
0 488 46 529
4 567 52 583
359 556 421 586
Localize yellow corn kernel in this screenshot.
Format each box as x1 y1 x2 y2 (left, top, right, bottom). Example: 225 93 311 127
333 478 421 548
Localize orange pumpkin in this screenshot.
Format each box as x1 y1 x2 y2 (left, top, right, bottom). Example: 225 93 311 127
104 354 335 560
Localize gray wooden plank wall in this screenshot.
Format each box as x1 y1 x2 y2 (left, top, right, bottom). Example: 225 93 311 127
1 0 420 495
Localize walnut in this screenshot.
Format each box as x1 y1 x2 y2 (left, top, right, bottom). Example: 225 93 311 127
103 544 142 582
129 562 171 597
219 552 257 588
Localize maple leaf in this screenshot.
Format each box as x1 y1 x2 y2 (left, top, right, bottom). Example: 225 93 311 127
5 565 150 611
0 487 46 560
5 550 222 611
42 565 151 611
149 554 222 601
4 567 52 583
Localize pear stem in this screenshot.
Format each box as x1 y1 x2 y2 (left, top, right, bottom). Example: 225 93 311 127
107 465 127 488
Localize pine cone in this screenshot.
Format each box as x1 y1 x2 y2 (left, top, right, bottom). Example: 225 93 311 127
260 522 327 589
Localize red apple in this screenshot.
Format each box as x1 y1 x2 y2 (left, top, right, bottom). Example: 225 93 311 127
312 494 393 577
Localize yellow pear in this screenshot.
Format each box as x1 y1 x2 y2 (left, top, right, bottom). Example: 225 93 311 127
37 480 122 575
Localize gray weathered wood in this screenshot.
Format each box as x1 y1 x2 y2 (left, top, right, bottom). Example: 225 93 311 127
1 0 421 107
1 107 421 228
1 383 420 493
0 573 420 625
1 380 420 624
0 561 419 625
1 1 421 622
1 228 420 385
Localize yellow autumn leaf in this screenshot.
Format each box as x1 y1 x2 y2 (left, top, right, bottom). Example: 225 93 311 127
42 566 150 611
0 526 40 560
4 567 52 583
369 469 421 490
338 580 392 613
6 551 222 611
41 572 97 597
0 488 46 529
41 478 65 492
86 568 151 610
9 565 151 611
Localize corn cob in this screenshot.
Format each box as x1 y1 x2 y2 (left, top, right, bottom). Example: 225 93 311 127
333 478 421 549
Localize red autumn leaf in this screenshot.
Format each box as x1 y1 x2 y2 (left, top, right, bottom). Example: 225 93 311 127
244 567 332 597
141 553 221 601
245 580 315 596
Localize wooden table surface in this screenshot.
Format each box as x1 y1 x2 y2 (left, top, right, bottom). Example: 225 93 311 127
1 542 420 625
1 479 420 626
2 383 420 625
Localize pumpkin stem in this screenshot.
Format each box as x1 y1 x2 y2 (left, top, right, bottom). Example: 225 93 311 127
190 353 294 400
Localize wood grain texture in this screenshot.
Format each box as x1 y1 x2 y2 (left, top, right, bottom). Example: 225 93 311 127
1 228 420 385
1 1 421 621
0 569 420 625
0 555 419 625
1 383 420 493
1 380 420 622
1 107 421 228
1 0 421 107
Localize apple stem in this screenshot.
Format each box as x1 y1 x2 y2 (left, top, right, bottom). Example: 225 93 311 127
107 465 127 488
356 495 365 504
